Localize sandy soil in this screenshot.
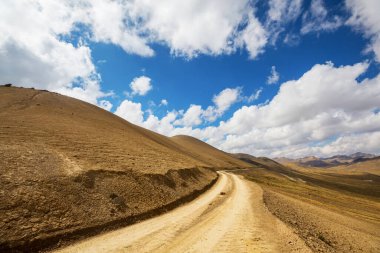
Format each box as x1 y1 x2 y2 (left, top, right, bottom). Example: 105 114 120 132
53 172 311 253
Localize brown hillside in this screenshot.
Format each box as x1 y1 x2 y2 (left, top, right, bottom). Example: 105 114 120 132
322 158 380 176
1 87 210 173
170 135 250 168
0 86 248 251
232 153 285 172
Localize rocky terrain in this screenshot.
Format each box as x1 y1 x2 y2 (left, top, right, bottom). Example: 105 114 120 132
0 86 250 252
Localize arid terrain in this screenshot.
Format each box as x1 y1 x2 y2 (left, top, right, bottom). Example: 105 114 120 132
0 86 249 252
1 86 379 253
234 154 380 252
53 172 311 253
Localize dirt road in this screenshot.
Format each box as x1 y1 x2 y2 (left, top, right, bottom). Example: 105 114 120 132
54 172 311 253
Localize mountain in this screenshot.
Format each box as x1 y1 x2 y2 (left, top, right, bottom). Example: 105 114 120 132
0 86 248 251
275 153 377 168
336 157 380 175
232 153 288 173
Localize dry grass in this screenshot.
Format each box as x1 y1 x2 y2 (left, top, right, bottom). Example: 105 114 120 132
235 157 380 252
242 167 380 222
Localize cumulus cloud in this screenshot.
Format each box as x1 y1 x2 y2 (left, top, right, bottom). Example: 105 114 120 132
213 88 241 113
117 61 380 158
87 0 154 57
115 87 243 131
128 0 267 58
345 0 380 62
213 61 380 157
114 100 144 125
0 0 270 112
174 105 203 127
0 2 94 96
203 87 241 122
267 66 280 85
129 76 152 96
301 0 343 34
0 0 113 107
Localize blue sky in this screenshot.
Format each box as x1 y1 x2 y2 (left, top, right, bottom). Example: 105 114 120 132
1 0 380 157
92 24 372 119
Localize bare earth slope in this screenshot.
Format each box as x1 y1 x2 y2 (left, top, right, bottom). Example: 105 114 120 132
171 136 250 169
0 86 247 251
53 172 311 253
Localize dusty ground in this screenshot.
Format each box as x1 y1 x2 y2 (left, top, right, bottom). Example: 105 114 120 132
264 190 380 253
53 172 311 253
236 159 380 253
0 86 250 252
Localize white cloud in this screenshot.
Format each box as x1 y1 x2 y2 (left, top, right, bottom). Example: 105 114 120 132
160 99 168 106
213 61 380 157
129 76 152 96
99 100 113 111
87 0 154 57
0 0 113 107
316 132 380 156
301 0 343 34
267 66 280 85
239 13 268 59
213 88 241 113
122 61 380 158
0 0 268 114
246 88 263 103
203 87 242 122
173 87 242 127
265 0 303 44
115 87 243 132
114 100 144 125
174 105 203 127
267 0 303 23
345 0 380 62
128 0 267 58
144 111 178 135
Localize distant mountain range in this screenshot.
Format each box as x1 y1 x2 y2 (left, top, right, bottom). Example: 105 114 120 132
275 152 379 168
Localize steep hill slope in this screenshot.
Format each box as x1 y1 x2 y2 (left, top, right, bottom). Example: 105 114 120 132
0 86 246 251
1 87 209 173
170 135 250 169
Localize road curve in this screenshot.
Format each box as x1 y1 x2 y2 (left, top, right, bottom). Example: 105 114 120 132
53 172 311 253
